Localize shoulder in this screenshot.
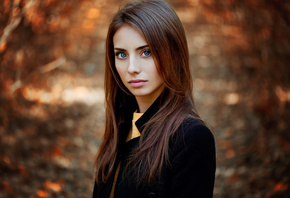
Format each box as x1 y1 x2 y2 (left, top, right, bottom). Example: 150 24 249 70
170 117 215 155
176 117 214 143
180 117 211 133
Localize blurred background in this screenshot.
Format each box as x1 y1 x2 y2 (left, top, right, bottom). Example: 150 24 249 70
0 0 289 197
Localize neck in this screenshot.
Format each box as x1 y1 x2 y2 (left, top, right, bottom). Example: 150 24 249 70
135 98 154 113
135 92 163 113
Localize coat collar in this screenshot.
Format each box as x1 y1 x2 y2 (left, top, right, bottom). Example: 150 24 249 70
118 89 168 134
135 90 168 133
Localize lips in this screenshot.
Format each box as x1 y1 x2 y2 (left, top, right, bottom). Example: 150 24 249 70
128 79 148 88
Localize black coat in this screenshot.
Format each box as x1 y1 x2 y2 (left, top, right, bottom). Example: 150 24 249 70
93 96 216 198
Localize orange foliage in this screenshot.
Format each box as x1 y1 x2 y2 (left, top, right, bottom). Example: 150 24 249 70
44 181 62 192
274 183 288 192
86 8 100 19
51 146 62 156
2 0 11 14
220 11 234 22
3 182 12 192
0 41 7 53
225 149 235 159
2 155 11 164
229 173 239 183
36 190 47 198
203 9 216 21
19 166 29 176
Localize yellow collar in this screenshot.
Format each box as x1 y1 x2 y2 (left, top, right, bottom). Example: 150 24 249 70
126 112 143 141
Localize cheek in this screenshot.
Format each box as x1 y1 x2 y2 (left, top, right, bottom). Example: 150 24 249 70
115 63 126 80
148 62 163 83
154 73 164 85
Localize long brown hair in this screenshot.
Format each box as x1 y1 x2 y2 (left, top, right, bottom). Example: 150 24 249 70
95 0 201 184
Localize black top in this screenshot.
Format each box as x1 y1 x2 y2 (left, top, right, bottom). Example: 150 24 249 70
93 94 216 198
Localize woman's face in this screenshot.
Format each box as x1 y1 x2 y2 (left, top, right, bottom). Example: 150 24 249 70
113 24 164 105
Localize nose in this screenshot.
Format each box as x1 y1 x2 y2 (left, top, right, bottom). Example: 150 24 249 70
128 55 141 74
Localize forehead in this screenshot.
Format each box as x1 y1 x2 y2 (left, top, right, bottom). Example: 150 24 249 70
113 24 148 48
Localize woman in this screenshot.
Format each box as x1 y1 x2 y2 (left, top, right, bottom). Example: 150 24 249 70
93 0 216 197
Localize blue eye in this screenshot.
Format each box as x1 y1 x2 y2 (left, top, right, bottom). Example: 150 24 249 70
142 49 151 57
116 52 127 59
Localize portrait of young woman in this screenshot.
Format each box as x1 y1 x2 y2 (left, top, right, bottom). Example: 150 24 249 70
93 0 216 197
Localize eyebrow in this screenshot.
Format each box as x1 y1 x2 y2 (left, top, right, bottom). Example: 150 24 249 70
114 45 149 51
